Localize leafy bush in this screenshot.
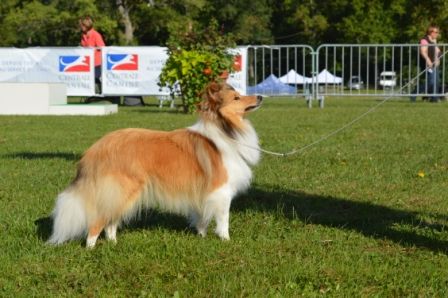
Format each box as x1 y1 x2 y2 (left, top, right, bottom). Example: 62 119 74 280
159 19 236 113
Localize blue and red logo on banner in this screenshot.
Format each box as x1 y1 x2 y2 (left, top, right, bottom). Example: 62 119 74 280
59 56 90 72
106 54 139 71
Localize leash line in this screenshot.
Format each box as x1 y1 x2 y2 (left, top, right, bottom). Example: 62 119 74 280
240 49 447 157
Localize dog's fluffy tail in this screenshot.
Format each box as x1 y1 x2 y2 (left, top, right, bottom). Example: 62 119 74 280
47 191 87 245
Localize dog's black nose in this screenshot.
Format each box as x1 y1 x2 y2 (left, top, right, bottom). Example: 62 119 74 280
256 95 263 102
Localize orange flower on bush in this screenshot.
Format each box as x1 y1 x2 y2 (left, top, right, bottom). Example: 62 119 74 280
203 68 212 76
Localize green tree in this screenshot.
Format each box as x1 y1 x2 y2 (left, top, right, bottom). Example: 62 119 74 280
401 0 448 43
0 0 119 47
132 0 194 45
1 1 448 55
336 0 406 43
133 0 275 46
2 1 62 46
203 0 274 44
272 0 329 45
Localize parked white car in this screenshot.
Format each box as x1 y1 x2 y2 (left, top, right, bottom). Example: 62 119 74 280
347 76 364 90
379 71 396 89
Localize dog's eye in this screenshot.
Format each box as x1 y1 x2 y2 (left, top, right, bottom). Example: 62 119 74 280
234 96 240 101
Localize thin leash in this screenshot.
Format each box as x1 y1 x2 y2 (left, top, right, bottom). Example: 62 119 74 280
238 48 447 157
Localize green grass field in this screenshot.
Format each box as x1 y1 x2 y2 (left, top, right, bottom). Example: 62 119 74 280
1 97 447 296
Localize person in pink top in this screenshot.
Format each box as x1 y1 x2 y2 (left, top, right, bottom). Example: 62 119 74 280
79 16 105 95
419 25 441 102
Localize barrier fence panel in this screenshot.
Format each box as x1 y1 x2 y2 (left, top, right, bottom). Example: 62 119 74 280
246 45 315 104
315 44 448 102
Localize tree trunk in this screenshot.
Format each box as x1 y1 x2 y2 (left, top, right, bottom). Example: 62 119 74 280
116 0 134 45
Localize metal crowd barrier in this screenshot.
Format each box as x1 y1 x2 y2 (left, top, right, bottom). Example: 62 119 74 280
247 44 448 107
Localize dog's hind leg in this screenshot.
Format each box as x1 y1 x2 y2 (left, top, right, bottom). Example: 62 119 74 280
189 210 209 237
86 219 106 248
105 221 119 243
196 218 211 238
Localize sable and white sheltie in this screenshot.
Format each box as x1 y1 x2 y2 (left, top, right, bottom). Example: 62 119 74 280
48 82 262 248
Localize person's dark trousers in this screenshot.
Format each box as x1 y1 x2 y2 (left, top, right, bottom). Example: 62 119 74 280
86 66 108 103
427 67 440 102
410 68 440 102
94 65 102 94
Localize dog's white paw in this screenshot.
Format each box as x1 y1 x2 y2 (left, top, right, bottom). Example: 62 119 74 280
197 228 207 238
216 230 230 241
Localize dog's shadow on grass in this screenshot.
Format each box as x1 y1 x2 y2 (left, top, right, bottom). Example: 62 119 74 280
35 217 53 241
233 185 448 253
36 185 448 253
5 151 81 161
128 107 182 114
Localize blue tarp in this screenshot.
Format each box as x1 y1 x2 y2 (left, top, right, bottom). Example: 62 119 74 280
247 74 296 95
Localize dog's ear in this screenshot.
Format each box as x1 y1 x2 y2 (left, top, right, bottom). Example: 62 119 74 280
199 82 222 112
206 81 221 102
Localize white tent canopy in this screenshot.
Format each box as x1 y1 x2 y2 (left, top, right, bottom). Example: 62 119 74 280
279 69 312 84
313 69 343 84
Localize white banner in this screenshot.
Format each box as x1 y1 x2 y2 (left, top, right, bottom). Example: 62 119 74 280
0 48 95 96
102 46 248 96
0 46 248 97
102 46 168 95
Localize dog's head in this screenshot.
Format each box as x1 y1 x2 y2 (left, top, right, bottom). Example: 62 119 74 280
199 82 262 134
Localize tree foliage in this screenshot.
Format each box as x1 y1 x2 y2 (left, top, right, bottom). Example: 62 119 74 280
336 0 405 43
1 0 445 48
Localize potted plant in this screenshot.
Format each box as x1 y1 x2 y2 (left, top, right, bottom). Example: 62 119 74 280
159 19 236 113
